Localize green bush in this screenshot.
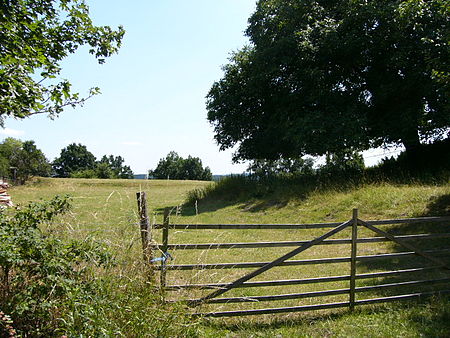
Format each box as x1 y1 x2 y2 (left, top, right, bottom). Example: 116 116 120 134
70 169 97 178
0 196 113 335
368 138 450 183
0 196 201 336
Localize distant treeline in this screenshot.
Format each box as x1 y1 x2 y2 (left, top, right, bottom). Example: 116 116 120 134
0 139 134 183
53 143 133 179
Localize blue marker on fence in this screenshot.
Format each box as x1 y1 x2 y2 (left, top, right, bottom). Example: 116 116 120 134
151 252 173 263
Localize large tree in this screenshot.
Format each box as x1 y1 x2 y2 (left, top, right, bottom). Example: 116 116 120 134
0 138 51 183
0 0 124 125
53 143 96 177
99 155 134 179
207 0 449 162
149 152 212 181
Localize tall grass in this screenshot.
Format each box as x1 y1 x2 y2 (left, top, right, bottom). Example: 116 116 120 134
7 175 450 337
185 154 449 208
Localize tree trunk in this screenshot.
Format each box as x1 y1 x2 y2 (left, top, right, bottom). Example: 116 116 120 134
402 127 421 168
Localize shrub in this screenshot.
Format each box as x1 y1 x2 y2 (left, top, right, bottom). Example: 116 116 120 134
0 196 201 336
70 169 97 178
0 196 113 335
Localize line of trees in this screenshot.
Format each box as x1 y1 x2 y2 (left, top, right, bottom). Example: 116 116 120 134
0 139 134 183
0 140 216 183
246 150 365 178
52 143 134 179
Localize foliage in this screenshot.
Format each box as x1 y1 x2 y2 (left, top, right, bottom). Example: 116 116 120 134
319 150 365 176
99 155 134 179
95 161 114 179
248 156 315 178
54 144 134 179
150 151 212 181
53 143 96 178
0 137 51 183
0 196 114 335
0 0 124 125
0 311 16 337
6 181 206 336
369 138 450 179
69 168 97 179
186 141 449 205
207 0 450 162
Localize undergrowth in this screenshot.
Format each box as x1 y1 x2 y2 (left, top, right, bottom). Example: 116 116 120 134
0 196 199 337
186 140 450 206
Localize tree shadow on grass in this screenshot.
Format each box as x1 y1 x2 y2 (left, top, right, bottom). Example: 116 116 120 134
153 195 294 217
155 175 365 216
200 310 349 336
356 193 450 299
200 299 450 337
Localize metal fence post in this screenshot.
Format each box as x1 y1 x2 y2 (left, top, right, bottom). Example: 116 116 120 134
160 208 170 290
349 208 358 311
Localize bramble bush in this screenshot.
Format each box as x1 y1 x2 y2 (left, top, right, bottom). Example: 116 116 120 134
0 196 201 337
0 196 113 335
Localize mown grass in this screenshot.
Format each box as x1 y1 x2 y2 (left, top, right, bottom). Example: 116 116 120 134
9 177 450 337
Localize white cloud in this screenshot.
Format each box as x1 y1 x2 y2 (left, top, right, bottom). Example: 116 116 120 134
121 141 143 146
0 128 25 137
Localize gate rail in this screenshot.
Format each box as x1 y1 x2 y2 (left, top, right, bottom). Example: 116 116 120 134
147 209 450 317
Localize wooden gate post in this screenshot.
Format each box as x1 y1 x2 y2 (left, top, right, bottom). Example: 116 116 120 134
136 192 153 280
349 208 358 311
160 208 170 290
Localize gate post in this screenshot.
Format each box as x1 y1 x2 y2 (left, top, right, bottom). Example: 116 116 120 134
349 208 358 311
160 208 170 290
136 192 153 281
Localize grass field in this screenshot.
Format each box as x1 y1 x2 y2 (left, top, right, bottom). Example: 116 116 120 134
9 177 450 337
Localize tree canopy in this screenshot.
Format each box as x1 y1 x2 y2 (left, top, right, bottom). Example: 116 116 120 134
98 155 134 179
0 0 124 125
149 151 212 181
207 0 449 162
53 144 134 179
0 138 51 183
53 143 96 178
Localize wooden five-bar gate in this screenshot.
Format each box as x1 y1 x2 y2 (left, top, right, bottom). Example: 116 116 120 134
137 193 450 317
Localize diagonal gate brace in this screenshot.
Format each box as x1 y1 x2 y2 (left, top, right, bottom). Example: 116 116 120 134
188 220 352 307
358 219 450 271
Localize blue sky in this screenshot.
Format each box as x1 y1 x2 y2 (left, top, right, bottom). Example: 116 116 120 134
1 0 400 175
2 0 257 175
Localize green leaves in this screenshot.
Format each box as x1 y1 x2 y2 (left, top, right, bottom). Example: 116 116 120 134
52 143 96 177
149 151 212 181
0 195 114 335
0 137 52 183
0 0 124 123
53 145 135 179
207 0 450 161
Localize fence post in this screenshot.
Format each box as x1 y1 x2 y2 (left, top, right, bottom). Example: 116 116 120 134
160 208 170 290
136 192 153 280
349 208 358 311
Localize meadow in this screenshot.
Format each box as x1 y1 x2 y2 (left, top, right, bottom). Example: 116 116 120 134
9 177 450 337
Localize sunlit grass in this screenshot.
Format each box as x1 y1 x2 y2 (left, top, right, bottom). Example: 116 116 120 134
9 177 450 336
